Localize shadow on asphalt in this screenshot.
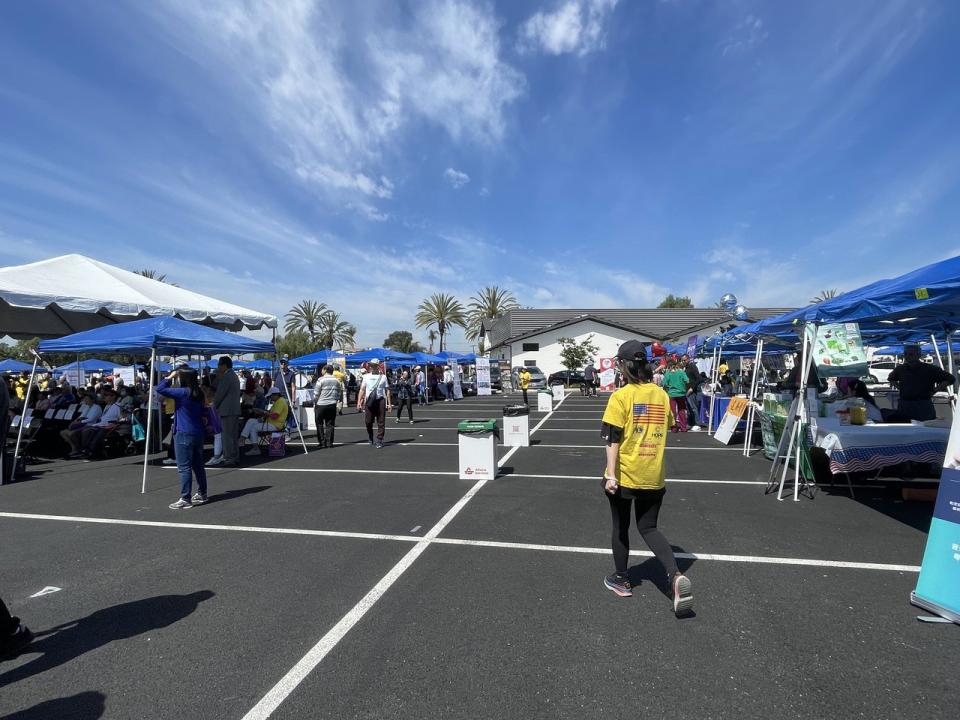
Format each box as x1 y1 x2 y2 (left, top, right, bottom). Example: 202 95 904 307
626 552 698 619
203 485 271 505
0 591 214 687
0 691 106 719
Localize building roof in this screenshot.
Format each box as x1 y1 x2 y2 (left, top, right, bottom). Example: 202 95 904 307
484 308 795 349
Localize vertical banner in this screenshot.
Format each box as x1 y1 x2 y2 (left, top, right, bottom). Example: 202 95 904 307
598 357 617 392
713 396 750 445
452 363 463 400
912 411 960 623
686 335 699 358
475 357 492 396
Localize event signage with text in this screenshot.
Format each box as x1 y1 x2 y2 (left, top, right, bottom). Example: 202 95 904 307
686 335 699 358
912 412 960 623
713 396 749 445
475 357 492 396
598 358 617 392
806 323 868 377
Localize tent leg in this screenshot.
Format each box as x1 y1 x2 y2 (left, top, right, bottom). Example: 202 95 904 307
947 331 956 416
794 327 814 502
277 353 308 454
10 354 40 483
708 344 722 434
142 349 157 494
744 339 763 457
931 334 945 370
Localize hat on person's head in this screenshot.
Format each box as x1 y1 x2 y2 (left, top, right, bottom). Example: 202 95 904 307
267 386 281 396
414 365 421 370
616 340 648 362
281 355 290 363
369 358 380 366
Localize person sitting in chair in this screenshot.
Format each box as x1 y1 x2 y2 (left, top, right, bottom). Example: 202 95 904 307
76 388 122 459
239 386 289 455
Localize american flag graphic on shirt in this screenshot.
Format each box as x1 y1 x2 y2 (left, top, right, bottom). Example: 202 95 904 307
633 403 666 425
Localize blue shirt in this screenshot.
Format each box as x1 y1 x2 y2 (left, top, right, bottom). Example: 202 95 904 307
156 379 206 436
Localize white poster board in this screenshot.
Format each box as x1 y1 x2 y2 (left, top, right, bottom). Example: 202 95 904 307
61 368 86 387
452 364 463 400
807 323 868 377
476 357 492 396
537 391 553 412
113 366 136 386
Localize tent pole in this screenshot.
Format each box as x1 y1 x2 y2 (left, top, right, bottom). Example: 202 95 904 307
947 329 956 409
277 352 308 454
141 348 157 494
10 354 40 482
708 342 722 434
743 339 763 457
794 326 814 501
931 334 945 369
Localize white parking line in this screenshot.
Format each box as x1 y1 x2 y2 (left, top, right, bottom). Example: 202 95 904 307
0 511 919 573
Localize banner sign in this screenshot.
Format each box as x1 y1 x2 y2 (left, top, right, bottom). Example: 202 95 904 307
758 411 778 460
713 396 750 445
912 412 960 623
452 363 463 400
806 323 868 377
113 366 136 386
60 367 86 387
475 357 492 396
686 335 699 358
598 357 617 392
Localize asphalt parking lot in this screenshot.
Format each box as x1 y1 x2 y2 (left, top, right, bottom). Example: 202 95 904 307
1 393 956 719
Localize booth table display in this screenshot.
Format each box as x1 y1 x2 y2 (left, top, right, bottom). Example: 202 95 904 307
813 417 948 475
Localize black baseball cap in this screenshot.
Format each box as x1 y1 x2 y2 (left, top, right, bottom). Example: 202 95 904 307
616 340 648 362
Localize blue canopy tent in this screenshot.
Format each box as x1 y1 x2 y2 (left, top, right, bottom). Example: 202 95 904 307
345 348 415 367
289 349 345 370
408 352 445 365
52 358 120 374
0 358 34 373
17 316 305 493
243 359 273 371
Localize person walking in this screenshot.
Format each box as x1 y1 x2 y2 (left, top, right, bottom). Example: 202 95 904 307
682 354 702 431
518 367 532 405
0 595 33 658
358 359 392 448
157 368 209 509
313 364 342 448
395 369 415 424
442 365 455 402
584 360 599 397
600 340 693 616
414 365 427 405
211 356 241 467
663 360 690 433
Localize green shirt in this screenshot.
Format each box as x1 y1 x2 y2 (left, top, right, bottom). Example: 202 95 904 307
662 369 689 398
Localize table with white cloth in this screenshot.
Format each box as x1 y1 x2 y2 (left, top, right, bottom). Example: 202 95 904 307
813 417 949 476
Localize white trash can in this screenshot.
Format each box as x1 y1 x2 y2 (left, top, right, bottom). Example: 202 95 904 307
551 384 565 402
537 389 553 413
457 419 498 480
300 406 316 431
502 405 530 447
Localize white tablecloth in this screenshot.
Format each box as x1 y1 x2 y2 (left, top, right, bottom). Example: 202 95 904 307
813 417 949 474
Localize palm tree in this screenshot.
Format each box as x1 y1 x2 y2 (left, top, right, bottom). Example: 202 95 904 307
427 330 438 353
284 299 327 341
810 289 840 304
465 285 519 341
134 269 168 283
415 293 466 352
318 310 356 350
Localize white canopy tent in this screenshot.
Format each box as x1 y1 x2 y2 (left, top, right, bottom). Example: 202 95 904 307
0 254 277 338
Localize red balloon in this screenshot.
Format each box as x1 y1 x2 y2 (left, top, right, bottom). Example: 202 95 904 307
651 342 666 357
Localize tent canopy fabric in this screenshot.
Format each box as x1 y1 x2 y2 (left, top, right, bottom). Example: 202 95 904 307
0 254 277 338
408 352 445 365
345 348 415 367
52 358 120 373
0 358 33 373
289 349 344 369
37 316 275 356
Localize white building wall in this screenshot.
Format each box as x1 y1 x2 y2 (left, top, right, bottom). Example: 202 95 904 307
500 320 656 377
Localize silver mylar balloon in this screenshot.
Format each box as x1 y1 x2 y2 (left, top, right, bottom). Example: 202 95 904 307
720 293 738 311
734 304 749 320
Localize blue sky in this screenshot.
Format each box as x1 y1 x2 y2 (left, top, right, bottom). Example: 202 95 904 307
1 0 958 349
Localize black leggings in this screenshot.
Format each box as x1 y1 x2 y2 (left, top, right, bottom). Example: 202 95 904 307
607 486 678 579
396 397 414 420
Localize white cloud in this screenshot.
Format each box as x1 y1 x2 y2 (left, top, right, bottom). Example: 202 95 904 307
518 0 619 57
721 14 769 57
154 0 524 213
444 167 471 189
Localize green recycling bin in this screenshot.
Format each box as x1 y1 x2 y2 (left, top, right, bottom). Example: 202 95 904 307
458 419 498 480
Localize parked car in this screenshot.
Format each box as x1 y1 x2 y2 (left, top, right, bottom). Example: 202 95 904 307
866 359 898 385
547 370 585 387
489 366 502 392
512 366 547 389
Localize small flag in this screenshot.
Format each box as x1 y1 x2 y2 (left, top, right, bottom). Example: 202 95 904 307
633 403 666 425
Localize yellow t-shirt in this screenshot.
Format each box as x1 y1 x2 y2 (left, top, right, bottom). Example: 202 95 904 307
601 382 674 490
267 397 289 430
519 371 531 389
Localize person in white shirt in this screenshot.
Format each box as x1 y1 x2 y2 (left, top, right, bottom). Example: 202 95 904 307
442 365 454 402
77 389 123 458
414 365 427 405
60 394 104 457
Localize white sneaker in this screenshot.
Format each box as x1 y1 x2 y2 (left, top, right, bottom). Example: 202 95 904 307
205 456 225 467
162 458 177 466
690 425 702 432
169 498 193 510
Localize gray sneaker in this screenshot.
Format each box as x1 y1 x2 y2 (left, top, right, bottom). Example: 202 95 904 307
169 498 193 510
205 456 225 467
191 493 208 505
162 458 177 466
672 574 693 616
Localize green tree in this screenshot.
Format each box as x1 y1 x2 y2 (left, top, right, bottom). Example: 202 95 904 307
317 310 356 350
415 293 466 352
465 285 519 341
284 300 328 341
427 330 438 353
557 335 599 382
657 294 694 309
383 330 425 353
810 289 840 303
133 268 167 283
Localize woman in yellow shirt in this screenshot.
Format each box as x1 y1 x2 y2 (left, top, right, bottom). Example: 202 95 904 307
600 340 693 616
